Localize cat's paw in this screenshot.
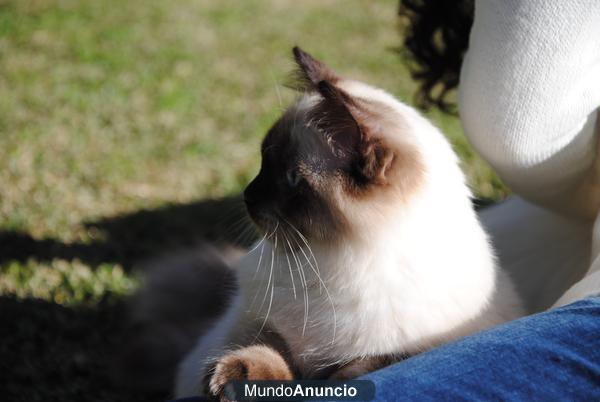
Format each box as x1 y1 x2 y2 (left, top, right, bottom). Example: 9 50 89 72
206 345 293 401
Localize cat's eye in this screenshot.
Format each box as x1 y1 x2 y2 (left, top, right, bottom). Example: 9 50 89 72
286 170 301 187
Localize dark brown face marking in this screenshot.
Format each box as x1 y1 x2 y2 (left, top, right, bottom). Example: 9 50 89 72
243 47 424 242
243 108 347 241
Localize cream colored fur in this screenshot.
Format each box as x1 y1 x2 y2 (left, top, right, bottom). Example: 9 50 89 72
175 80 524 398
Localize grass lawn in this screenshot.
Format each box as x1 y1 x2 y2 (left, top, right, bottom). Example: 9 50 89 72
0 0 507 400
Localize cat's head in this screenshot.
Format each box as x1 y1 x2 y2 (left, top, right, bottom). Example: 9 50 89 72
244 47 437 244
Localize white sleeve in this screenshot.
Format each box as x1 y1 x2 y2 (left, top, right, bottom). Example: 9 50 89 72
459 0 600 217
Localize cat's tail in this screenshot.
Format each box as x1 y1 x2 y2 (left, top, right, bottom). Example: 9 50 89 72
111 243 243 394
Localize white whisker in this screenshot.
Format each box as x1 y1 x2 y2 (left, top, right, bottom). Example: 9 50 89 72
255 225 278 341
248 237 268 312
288 222 337 345
248 226 277 312
283 218 322 279
286 231 309 336
248 230 268 254
257 224 278 314
281 230 297 299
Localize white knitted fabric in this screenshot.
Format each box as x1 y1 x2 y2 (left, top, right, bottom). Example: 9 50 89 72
459 0 600 309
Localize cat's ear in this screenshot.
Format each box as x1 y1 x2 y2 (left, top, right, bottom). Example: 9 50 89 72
293 47 395 184
308 82 395 184
292 47 359 158
292 46 340 90
308 80 362 160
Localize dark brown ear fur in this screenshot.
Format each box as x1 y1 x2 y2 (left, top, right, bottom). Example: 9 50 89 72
308 81 362 160
293 47 396 185
360 139 396 185
292 46 340 90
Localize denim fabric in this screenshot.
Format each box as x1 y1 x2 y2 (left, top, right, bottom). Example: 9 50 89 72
360 296 600 401
170 297 600 402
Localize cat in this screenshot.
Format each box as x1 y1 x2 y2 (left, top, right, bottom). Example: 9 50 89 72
174 47 524 399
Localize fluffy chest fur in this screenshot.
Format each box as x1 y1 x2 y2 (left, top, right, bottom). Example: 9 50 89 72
237 195 513 376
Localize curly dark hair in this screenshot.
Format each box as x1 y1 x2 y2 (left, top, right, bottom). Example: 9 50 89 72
398 0 474 113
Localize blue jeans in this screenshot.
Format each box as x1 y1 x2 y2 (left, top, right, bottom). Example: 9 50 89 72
360 296 600 401
172 297 600 401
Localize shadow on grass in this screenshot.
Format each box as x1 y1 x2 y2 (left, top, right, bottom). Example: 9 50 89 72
0 296 168 402
0 195 257 270
0 195 257 401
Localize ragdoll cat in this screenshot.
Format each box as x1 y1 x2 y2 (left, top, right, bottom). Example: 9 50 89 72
175 47 524 399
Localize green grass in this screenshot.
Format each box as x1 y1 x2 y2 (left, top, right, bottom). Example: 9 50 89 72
0 0 507 400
